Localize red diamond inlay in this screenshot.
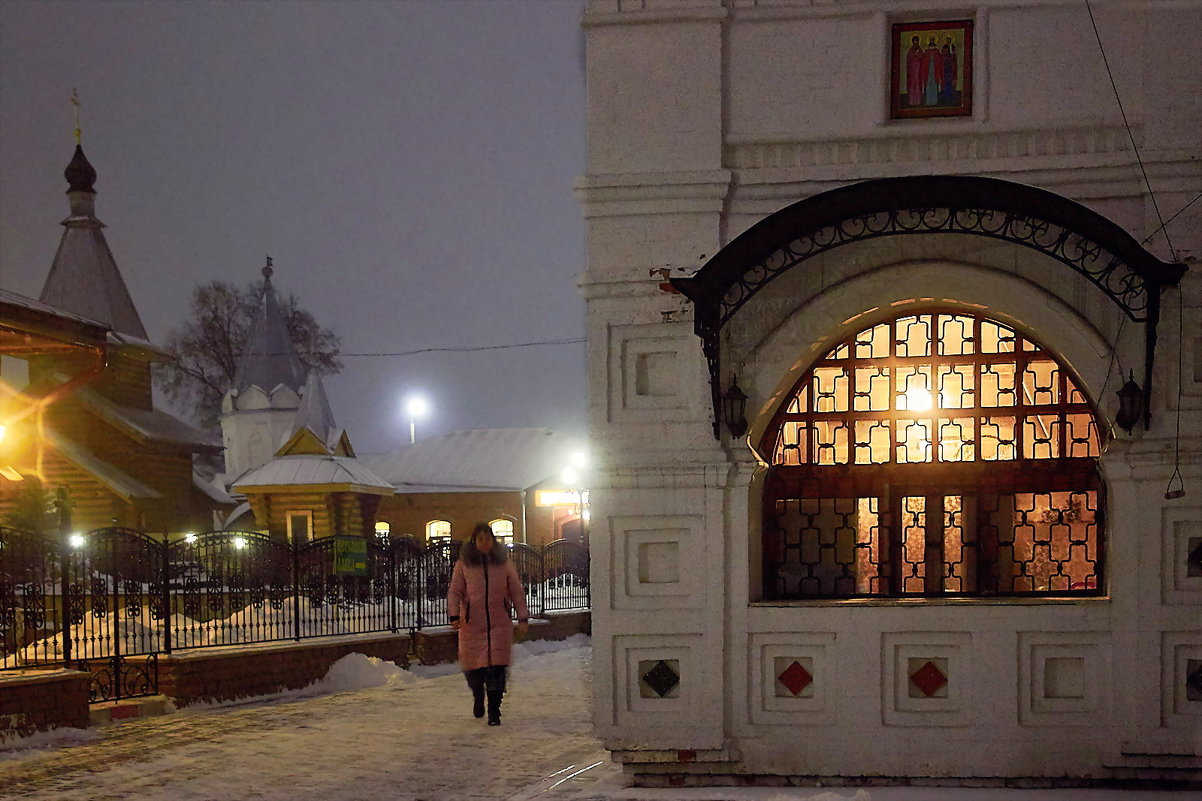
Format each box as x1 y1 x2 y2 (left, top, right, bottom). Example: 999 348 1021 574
778 660 813 696
909 660 948 697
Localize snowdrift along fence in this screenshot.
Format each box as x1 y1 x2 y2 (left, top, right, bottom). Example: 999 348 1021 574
0 526 589 700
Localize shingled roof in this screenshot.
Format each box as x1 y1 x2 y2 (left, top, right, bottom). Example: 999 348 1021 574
38 145 148 340
231 262 305 395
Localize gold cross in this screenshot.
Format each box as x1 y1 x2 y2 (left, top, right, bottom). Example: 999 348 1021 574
70 88 81 144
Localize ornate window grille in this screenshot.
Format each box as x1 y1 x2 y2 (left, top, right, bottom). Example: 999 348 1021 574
762 311 1104 599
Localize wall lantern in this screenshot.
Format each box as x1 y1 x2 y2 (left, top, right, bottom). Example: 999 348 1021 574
374 521 391 539
722 377 749 438
1115 371 1143 435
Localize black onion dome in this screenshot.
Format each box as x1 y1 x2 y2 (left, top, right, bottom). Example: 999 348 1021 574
64 144 97 194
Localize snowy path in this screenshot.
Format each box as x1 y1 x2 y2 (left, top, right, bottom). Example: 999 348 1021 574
0 640 606 801
1 638 1195 801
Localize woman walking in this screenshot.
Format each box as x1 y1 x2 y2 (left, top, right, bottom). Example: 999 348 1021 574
448 522 529 725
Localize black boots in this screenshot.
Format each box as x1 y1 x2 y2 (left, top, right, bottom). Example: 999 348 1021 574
467 666 507 725
465 669 486 719
486 689 503 726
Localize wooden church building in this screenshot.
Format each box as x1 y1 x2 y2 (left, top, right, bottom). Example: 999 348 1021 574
0 144 228 536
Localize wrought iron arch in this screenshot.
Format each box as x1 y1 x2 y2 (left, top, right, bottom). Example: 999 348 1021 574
670 175 1187 437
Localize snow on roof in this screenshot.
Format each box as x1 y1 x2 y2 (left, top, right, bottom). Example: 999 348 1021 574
361 428 577 493
293 370 338 445
46 429 160 499
222 501 255 530
233 455 393 494
74 384 220 449
0 287 110 331
193 470 236 505
231 270 305 395
38 148 149 340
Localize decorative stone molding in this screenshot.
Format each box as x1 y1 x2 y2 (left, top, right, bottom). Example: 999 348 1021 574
882 631 972 727
1019 631 1110 727
584 0 728 28
749 631 837 725
725 126 1138 171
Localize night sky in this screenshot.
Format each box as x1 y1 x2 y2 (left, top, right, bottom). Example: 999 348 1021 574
0 1 587 452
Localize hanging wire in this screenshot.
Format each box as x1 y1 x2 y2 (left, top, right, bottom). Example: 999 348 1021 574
1097 312 1126 405
1141 192 1201 246
1165 285 1186 499
1085 0 1177 261
283 336 585 360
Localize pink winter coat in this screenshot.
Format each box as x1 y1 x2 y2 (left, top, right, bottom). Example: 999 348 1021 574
447 557 529 671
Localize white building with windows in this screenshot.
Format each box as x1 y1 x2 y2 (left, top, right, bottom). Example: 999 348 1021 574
579 0 1200 787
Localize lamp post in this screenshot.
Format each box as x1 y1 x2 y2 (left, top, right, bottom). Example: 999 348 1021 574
405 395 429 444
562 450 590 546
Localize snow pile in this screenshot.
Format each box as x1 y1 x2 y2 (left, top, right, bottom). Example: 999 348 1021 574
513 632 590 662
0 726 99 757
304 652 416 695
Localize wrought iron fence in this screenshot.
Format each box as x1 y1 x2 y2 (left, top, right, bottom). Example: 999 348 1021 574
0 526 589 701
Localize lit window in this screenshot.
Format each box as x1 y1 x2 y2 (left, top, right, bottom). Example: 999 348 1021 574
489 519 514 544
762 311 1103 599
426 519 451 543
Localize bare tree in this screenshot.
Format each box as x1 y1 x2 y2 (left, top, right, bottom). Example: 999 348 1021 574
155 279 341 430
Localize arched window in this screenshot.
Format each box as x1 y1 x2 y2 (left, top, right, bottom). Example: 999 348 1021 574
761 311 1104 599
426 519 451 543
489 519 514 544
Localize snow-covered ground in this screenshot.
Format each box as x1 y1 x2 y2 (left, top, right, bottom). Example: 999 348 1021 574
0 637 1193 801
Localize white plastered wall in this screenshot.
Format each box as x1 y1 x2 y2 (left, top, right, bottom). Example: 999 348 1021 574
581 0 1201 783
722 248 1166 778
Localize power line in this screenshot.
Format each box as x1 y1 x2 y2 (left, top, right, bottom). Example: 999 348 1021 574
1141 191 1202 246
295 336 586 359
1085 1 1176 260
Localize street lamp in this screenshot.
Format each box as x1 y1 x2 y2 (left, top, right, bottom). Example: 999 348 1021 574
405 395 429 444
561 455 590 546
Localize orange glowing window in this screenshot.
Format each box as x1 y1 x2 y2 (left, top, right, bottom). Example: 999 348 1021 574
762 311 1104 600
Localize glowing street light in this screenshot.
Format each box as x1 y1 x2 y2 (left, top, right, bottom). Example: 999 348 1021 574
560 449 591 546
68 532 85 548
405 395 429 444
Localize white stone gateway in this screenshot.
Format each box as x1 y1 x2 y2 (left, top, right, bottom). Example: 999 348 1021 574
578 0 1201 788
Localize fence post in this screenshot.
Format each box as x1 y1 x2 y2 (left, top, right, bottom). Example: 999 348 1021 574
109 530 123 701
292 540 302 642
60 534 72 665
415 548 424 631
387 541 397 634
161 532 172 655
537 544 545 617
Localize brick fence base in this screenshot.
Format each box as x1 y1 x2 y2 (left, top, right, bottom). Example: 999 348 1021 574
165 611 590 707
0 611 590 737
0 670 91 742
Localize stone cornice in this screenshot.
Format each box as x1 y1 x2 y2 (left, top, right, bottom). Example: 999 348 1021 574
575 170 733 218
726 0 1098 23
724 125 1143 170
583 3 727 28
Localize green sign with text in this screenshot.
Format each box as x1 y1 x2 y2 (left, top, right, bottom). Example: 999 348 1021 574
333 537 368 576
